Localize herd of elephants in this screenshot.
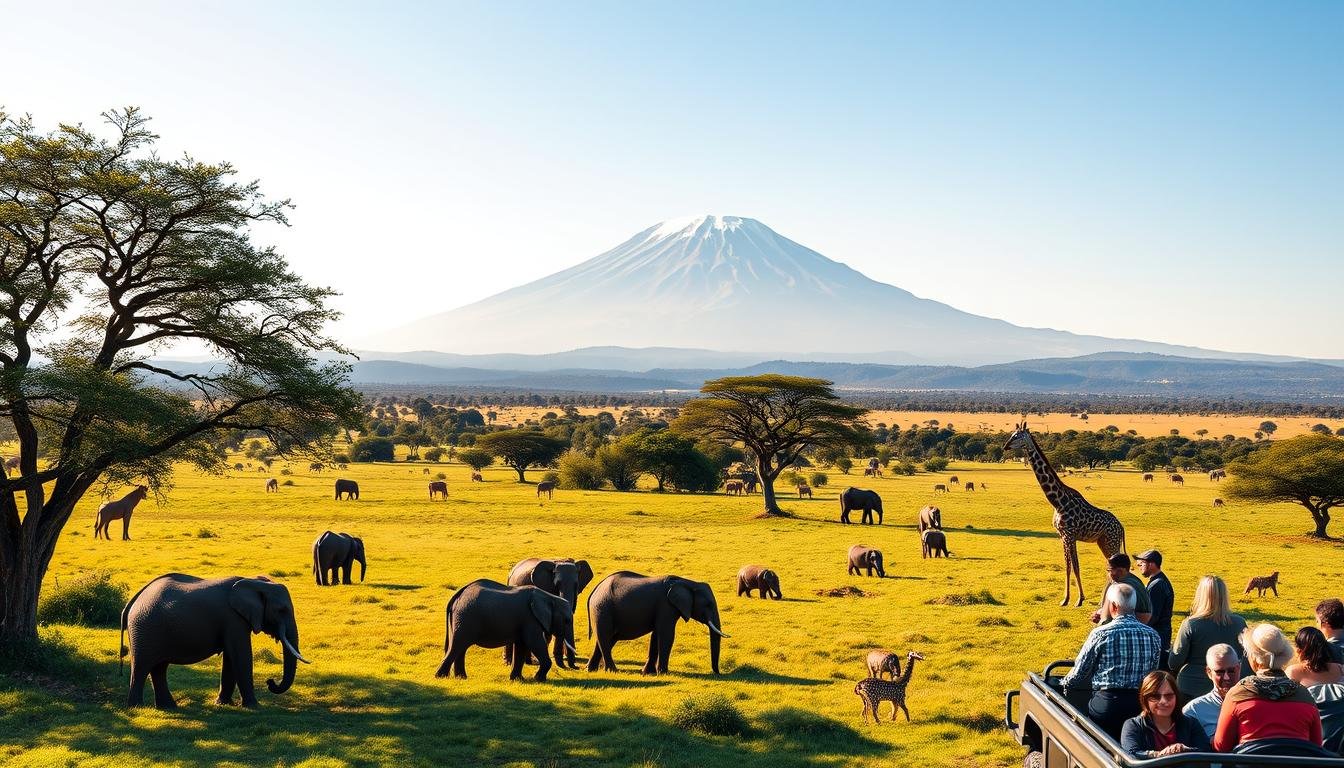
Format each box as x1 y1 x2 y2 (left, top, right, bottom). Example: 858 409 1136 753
114 423 1102 715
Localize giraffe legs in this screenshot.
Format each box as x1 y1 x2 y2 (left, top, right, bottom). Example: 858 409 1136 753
1060 536 1084 607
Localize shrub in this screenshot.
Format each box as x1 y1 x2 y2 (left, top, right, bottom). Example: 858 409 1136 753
558 451 605 490
834 456 852 474
540 470 560 485
809 472 829 487
435 472 447 480
351 436 395 462
894 460 917 475
669 693 749 736
38 570 128 627
925 590 1002 606
424 447 445 462
457 448 494 472
780 470 804 488
282 479 295 486
196 528 218 539
280 468 292 475
922 456 949 472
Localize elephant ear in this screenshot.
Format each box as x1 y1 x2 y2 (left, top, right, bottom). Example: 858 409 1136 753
575 560 594 593
667 582 693 622
529 561 557 593
528 589 554 632
229 578 268 633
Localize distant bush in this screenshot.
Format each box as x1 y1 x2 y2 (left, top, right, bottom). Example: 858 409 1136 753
351 437 395 463
809 472 829 488
424 447 445 463
540 470 560 485
280 468 292 475
196 528 218 539
38 570 128 627
558 451 605 490
922 457 949 472
780 471 804 488
669 693 749 736
926 590 1002 606
834 456 853 474
895 461 917 476
435 472 447 480
457 448 494 472
282 479 295 486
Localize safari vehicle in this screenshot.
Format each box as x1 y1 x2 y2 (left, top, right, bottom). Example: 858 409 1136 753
1004 660 1344 767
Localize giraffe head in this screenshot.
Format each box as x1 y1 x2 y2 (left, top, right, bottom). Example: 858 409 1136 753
1004 421 1032 452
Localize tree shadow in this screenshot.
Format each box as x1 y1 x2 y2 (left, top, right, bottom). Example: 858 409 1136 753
367 583 424 591
4 661 874 767
1237 607 1300 623
958 527 1058 540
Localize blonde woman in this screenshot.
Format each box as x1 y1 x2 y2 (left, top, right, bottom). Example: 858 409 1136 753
1169 576 1248 700
1213 623 1322 752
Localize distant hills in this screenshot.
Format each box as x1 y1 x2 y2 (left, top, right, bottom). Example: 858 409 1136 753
362 215 1323 367
152 349 1344 400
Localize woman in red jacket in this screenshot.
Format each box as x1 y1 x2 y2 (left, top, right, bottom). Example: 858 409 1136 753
1214 623 1323 752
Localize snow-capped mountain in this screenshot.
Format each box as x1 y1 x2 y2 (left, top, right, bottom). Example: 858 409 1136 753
368 215 1247 365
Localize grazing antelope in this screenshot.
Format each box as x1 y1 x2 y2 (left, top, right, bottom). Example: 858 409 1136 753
536 481 556 499
1170 474 1184 485
964 481 974 492
1142 473 1154 483
265 478 279 493
797 485 813 498
948 476 959 485
933 484 948 493
1213 498 1225 508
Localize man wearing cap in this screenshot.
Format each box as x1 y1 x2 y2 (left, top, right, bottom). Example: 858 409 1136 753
1091 553 1152 627
1136 549 1174 670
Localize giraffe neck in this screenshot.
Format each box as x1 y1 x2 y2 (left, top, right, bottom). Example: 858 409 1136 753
1023 433 1067 509
899 657 917 686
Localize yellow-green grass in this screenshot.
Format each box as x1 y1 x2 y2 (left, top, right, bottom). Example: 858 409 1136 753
5 458 1342 767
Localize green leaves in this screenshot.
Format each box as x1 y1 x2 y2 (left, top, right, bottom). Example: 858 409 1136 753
1226 434 1344 536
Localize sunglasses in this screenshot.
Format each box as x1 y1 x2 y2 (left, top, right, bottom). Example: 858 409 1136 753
1210 668 1239 677
1146 692 1177 702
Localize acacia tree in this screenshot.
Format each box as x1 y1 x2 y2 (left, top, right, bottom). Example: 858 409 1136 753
0 109 360 651
1225 434 1344 539
474 429 566 482
673 375 868 516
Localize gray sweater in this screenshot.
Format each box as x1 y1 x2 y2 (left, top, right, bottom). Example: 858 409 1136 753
1169 614 1248 698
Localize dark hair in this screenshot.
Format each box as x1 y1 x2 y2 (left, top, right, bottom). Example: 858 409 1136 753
1295 626 1335 673
1317 599 1344 630
1108 553 1131 569
1138 670 1179 718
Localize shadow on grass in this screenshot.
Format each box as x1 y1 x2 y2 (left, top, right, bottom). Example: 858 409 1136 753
367 583 424 591
1238 607 1300 623
2 639 868 768
958 527 1058 540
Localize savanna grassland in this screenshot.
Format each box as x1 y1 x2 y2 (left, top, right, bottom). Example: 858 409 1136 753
5 453 1342 768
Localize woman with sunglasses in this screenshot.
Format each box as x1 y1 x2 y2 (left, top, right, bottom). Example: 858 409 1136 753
1122 670 1213 758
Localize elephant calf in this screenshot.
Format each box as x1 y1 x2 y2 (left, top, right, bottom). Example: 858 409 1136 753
434 579 575 682
848 545 886 578
921 529 950 558
121 573 309 709
313 531 367 586
506 557 594 669
587 571 728 675
736 565 782 599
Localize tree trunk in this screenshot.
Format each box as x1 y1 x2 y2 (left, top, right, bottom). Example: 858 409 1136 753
754 457 783 516
0 553 45 647
1309 504 1331 538
513 465 526 482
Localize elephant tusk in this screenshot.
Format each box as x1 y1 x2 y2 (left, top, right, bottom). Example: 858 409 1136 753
281 636 311 664
565 640 578 654
708 622 730 639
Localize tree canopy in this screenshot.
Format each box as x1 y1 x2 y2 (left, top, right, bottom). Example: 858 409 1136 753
1225 433 1344 538
474 429 567 481
0 108 360 648
674 374 868 515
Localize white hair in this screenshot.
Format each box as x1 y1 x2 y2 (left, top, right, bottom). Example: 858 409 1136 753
1106 582 1137 614
1206 643 1239 667
1241 623 1294 671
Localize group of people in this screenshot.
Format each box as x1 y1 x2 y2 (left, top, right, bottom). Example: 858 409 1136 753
1059 550 1344 758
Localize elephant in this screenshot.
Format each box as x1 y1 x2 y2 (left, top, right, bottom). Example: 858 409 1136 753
312 531 367 585
507 557 594 668
848 545 886 578
120 573 308 709
917 505 942 532
334 478 359 500
840 487 883 525
433 579 576 682
921 529 950 558
586 571 728 675
736 564 782 599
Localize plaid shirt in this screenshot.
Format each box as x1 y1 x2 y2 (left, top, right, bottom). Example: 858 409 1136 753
1061 614 1162 691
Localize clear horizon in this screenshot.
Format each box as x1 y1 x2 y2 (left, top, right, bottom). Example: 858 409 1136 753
5 1 1341 358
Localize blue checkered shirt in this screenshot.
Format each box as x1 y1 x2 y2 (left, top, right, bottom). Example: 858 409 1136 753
1060 615 1162 691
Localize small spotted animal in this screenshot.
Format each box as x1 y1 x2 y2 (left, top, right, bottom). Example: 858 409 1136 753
1244 571 1279 597
854 650 924 723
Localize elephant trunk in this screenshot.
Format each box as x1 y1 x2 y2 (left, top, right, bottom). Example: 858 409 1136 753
358 555 367 583
267 625 303 694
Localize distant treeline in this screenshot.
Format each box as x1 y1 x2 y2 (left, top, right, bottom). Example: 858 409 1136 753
351 387 1344 419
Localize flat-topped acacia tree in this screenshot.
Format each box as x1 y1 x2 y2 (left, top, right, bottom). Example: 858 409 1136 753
673 375 868 516
0 109 360 652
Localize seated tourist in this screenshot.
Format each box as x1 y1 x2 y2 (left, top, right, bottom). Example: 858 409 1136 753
1213 623 1323 752
1060 582 1162 740
1287 627 1344 686
1182 643 1242 739
1122 670 1212 758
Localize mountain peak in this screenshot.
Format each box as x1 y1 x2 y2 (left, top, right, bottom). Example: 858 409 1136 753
646 214 758 240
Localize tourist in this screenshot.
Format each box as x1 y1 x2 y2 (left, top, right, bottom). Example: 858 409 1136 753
1090 553 1152 627
1317 599 1344 666
1213 623 1323 752
1061 582 1163 740
1182 644 1242 739
1121 670 1212 758
1287 627 1344 686
1136 549 1174 669
1170 575 1248 700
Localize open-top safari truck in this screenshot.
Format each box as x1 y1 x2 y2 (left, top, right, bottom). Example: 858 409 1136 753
1005 660 1344 767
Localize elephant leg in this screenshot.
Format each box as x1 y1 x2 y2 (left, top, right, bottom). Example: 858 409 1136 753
231 641 259 708
656 625 675 674
150 662 176 709
758 587 766 599
642 631 659 675
509 638 528 681
552 633 568 669
216 653 237 705
341 563 351 585
527 630 553 682
503 643 514 667
127 661 149 707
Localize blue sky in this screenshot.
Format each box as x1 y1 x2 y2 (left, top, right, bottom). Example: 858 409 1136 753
5 1 1341 357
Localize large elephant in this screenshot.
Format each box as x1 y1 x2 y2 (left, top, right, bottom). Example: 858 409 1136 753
848 545 886 578
334 479 359 500
121 573 308 709
507 557 594 668
586 571 728 675
840 487 883 525
737 564 782 599
433 579 575 682
312 531 366 586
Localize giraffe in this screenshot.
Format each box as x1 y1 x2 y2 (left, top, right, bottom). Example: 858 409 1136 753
1004 422 1126 607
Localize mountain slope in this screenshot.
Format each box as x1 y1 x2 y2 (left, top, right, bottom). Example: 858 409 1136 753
369 215 1272 365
